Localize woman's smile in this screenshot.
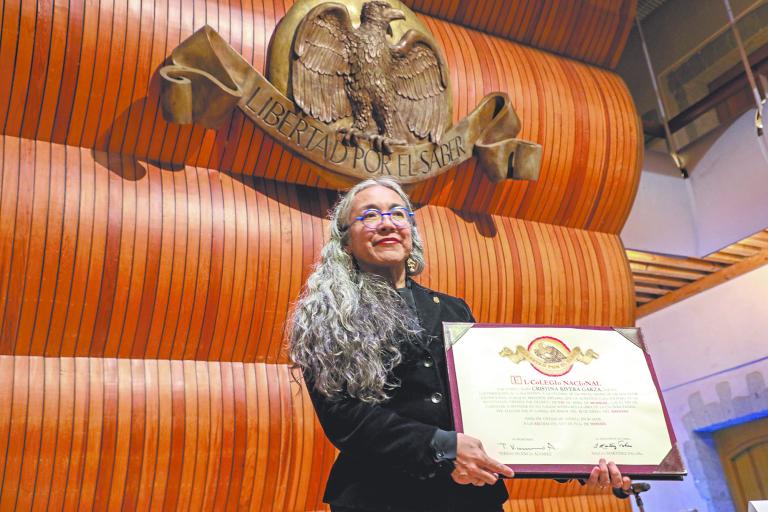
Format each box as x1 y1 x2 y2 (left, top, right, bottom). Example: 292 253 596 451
375 237 402 246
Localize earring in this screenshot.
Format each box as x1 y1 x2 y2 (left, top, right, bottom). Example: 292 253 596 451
406 257 417 273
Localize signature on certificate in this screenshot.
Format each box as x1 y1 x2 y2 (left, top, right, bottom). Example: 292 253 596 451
593 440 633 450
498 441 556 452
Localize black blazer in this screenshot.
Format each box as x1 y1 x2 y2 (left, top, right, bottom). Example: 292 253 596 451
305 282 508 512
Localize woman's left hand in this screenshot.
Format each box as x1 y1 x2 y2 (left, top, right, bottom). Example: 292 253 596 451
586 458 631 492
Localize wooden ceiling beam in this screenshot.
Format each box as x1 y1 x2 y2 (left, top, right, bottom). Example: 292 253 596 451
715 245 761 257
633 275 692 288
703 253 743 265
635 285 671 296
629 263 708 281
748 231 768 241
626 250 725 273
734 239 768 250
637 248 768 318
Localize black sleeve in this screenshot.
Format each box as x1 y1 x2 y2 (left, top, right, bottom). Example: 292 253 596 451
430 428 457 461
458 298 477 323
304 372 443 477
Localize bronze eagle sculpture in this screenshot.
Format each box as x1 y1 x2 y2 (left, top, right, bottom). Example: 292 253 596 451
291 1 449 154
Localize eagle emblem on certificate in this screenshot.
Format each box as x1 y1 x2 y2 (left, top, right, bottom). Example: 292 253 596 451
157 0 542 187
500 336 599 377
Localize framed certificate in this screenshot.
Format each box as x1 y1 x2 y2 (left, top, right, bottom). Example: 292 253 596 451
443 324 686 480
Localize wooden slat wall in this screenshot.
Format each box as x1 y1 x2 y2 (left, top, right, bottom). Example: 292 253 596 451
0 355 628 512
0 355 334 511
403 0 637 69
411 15 641 231
0 0 641 230
504 495 635 511
0 136 634 363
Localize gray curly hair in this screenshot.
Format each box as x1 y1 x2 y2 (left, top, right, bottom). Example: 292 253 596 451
289 177 426 403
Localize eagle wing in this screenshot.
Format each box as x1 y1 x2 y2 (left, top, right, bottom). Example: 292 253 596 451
390 31 449 143
292 3 353 123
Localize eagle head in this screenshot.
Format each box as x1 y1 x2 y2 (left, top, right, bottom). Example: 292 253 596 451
361 1 405 35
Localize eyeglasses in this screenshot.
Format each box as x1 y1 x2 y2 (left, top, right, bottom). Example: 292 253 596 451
351 207 414 228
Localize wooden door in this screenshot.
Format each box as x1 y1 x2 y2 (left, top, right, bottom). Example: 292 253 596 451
714 416 768 511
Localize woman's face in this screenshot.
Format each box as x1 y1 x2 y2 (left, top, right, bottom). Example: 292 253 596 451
345 185 413 275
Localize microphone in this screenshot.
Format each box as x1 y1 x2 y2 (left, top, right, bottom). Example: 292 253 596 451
630 482 651 493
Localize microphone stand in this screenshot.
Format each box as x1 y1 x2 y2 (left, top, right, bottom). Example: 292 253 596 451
630 482 651 512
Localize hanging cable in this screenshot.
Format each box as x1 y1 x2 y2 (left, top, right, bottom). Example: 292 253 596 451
723 0 768 162
636 16 689 178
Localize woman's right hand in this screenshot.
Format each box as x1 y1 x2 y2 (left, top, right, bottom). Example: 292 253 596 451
451 433 515 486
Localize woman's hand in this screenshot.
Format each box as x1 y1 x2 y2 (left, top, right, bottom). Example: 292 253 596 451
451 433 514 486
586 458 631 492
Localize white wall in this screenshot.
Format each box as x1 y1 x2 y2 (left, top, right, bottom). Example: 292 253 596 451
621 153 698 255
687 111 768 255
639 266 768 387
621 108 768 257
635 265 768 512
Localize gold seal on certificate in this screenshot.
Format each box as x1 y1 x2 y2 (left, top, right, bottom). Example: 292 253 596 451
444 324 686 480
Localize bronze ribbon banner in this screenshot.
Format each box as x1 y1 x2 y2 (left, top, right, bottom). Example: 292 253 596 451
159 26 541 187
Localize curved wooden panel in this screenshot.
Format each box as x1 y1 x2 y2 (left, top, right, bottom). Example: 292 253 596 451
504 495 631 511
407 18 642 232
0 136 635 362
0 0 641 231
0 355 629 511
0 356 335 512
403 0 637 69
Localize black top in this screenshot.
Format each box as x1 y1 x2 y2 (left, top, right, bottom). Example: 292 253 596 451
396 280 417 311
398 281 457 463
304 281 508 511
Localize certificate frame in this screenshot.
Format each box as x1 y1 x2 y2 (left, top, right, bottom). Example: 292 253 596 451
444 323 686 480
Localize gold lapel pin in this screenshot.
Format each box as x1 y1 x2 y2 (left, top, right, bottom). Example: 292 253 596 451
433 296 440 304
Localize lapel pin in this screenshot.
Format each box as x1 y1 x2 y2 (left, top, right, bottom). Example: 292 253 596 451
433 296 440 304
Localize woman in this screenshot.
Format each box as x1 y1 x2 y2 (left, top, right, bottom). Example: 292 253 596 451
290 178 631 512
